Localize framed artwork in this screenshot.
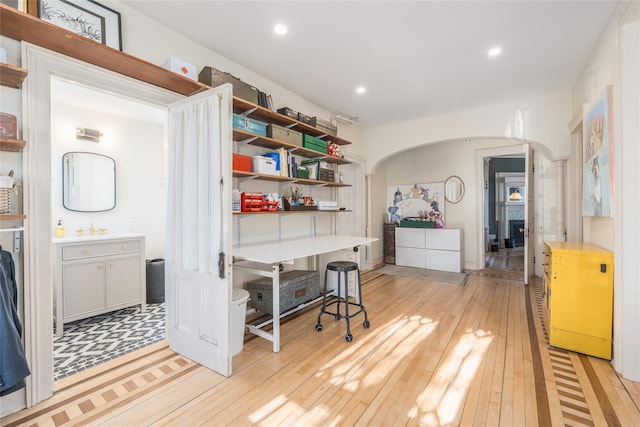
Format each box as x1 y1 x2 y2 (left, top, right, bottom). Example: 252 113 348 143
36 0 122 50
386 182 445 227
582 85 613 217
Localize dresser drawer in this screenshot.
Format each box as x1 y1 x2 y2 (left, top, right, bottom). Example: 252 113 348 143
62 239 142 260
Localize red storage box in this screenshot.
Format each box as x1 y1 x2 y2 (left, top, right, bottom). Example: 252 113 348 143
233 153 252 172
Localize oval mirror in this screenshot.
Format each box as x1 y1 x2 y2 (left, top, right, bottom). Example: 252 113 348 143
444 175 465 204
63 152 116 212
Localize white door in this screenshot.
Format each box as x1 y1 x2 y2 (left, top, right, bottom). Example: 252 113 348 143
524 145 535 285
166 86 233 376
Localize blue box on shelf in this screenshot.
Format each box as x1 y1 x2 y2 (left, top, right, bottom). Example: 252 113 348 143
233 113 267 136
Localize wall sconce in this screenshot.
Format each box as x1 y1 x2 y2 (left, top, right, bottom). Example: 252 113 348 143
509 188 523 200
76 127 102 142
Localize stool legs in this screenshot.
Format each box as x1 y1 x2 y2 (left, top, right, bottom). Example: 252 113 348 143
316 266 369 342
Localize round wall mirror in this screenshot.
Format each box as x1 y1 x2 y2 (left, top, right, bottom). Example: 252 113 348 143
444 176 465 204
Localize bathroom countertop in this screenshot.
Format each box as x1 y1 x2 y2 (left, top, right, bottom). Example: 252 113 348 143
52 233 145 244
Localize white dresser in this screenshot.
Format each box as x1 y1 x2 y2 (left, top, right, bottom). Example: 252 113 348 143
53 234 146 336
395 228 463 273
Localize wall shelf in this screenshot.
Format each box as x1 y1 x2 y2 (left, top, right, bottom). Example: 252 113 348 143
0 4 208 96
233 129 350 165
0 62 28 88
0 214 27 221
233 170 350 188
0 137 27 152
233 98 351 146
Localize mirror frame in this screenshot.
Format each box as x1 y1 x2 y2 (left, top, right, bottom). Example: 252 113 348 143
63 152 116 212
444 175 465 204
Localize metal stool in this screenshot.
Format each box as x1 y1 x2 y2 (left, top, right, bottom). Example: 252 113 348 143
315 261 370 342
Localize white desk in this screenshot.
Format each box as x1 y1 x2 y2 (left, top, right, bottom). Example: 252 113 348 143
233 235 377 352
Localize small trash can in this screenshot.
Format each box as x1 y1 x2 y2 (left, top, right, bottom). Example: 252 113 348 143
231 288 250 356
146 259 165 304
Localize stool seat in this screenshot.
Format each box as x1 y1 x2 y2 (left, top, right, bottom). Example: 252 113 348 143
326 261 359 272
316 260 369 342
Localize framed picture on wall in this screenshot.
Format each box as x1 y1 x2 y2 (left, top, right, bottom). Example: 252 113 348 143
35 0 122 50
582 85 613 217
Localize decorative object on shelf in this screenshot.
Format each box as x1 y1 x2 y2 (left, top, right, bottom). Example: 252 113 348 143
444 175 465 204
36 0 122 50
0 170 17 214
0 112 17 138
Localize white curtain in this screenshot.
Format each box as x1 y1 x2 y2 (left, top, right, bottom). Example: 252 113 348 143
167 90 222 274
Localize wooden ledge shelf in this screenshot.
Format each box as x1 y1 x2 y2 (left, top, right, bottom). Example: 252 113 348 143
233 97 352 146
0 137 26 152
233 170 351 188
0 214 27 220
233 210 350 215
0 62 28 88
0 5 208 96
233 129 351 165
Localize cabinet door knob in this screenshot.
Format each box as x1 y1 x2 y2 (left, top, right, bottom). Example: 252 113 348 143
97 264 103 269
122 246 127 250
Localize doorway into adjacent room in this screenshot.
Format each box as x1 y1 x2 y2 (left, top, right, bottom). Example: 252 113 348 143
49 77 168 382
483 155 526 274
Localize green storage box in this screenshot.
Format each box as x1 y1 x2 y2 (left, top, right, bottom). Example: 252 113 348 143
297 167 309 179
400 219 435 228
302 134 328 153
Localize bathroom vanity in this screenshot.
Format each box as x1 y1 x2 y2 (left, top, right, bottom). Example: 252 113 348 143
53 234 146 336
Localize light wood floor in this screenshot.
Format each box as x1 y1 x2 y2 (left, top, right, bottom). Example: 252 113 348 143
3 270 640 426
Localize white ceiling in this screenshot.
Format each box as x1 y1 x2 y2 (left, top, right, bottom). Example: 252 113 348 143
124 1 619 129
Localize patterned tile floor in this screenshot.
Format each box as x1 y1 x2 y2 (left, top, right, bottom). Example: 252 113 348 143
53 303 165 382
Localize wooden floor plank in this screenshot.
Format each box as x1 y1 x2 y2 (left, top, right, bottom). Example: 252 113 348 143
2 269 639 427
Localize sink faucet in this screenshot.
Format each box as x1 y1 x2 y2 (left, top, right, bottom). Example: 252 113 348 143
89 223 96 236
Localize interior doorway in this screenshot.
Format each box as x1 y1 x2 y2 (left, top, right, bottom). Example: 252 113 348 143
485 160 525 273
49 77 169 382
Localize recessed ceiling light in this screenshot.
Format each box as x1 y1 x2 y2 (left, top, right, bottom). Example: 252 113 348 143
274 24 287 35
488 47 502 57
356 86 366 94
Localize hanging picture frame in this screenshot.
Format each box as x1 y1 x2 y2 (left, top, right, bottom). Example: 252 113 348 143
582 85 613 217
35 0 122 50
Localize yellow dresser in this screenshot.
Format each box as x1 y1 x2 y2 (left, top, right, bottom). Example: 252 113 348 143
543 241 613 359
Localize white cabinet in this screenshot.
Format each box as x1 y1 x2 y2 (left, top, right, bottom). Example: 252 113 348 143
53 235 146 336
395 228 463 273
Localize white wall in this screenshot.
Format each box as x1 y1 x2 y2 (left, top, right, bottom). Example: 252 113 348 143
358 91 570 175
50 102 166 258
569 1 639 380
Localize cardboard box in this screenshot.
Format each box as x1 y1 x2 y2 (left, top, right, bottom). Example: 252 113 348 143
163 56 197 80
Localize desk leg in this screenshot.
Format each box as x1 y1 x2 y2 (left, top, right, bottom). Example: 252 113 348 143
272 263 280 353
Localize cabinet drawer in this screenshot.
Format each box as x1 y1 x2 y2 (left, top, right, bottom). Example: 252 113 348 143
396 228 425 248
62 239 142 260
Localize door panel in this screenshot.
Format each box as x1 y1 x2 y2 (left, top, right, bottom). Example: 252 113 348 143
524 145 535 284
166 86 233 376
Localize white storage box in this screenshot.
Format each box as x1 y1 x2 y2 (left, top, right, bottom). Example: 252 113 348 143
163 56 197 80
252 156 277 175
